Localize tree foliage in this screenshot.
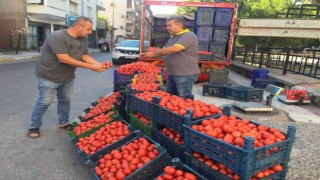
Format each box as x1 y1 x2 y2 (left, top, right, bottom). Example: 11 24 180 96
97 15 112 38
176 0 319 49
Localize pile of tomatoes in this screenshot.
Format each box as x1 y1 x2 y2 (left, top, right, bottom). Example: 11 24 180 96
93 137 159 180
84 92 121 119
116 62 161 75
130 73 161 92
135 90 222 117
76 121 130 155
73 111 115 136
192 151 283 180
160 127 183 145
132 113 150 125
156 166 198 180
191 115 287 149
102 61 113 68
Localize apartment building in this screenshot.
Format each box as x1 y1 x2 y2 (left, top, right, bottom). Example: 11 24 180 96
0 0 105 51
98 0 142 45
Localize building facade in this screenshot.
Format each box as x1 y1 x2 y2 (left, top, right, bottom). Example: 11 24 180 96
98 0 142 46
0 0 104 51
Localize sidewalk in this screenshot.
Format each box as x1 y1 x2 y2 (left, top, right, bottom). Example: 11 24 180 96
0 48 101 64
193 69 320 123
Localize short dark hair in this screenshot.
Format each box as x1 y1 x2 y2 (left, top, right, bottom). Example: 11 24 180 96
167 15 186 29
72 16 93 27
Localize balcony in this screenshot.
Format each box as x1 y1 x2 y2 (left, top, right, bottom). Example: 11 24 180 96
126 31 135 36
127 7 134 12
126 18 134 24
97 1 105 11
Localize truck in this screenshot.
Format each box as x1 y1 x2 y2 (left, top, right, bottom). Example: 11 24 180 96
138 0 238 81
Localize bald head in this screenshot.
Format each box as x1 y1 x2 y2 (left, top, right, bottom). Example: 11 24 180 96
71 16 93 27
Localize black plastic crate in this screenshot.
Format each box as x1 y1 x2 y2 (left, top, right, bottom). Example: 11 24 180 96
214 8 234 26
195 9 215 26
86 130 172 180
155 158 208 180
202 83 230 97
113 81 131 92
198 41 210 51
183 115 296 180
195 26 214 41
209 69 229 84
152 126 186 163
225 86 264 102
209 42 226 58
212 27 230 43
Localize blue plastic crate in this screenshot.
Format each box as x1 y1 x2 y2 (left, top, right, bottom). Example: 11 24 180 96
153 97 221 135
86 131 172 180
185 152 287 180
126 94 154 120
113 69 135 82
155 158 208 180
225 86 263 102
212 27 230 43
195 26 214 41
252 68 270 79
71 118 135 161
183 115 296 180
129 111 153 137
214 8 234 26
252 78 277 88
198 41 210 51
209 42 226 58
152 127 186 163
202 84 230 97
195 9 215 26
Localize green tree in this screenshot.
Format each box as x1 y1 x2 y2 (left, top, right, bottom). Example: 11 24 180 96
97 15 112 38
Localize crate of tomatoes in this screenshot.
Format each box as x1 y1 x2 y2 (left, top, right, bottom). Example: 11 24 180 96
86 130 173 180
129 111 153 137
155 158 208 180
183 114 296 180
71 117 135 161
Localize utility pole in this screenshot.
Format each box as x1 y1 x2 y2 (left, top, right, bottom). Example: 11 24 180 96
111 0 115 49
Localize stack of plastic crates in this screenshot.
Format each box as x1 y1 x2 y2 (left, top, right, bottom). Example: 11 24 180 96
203 69 231 97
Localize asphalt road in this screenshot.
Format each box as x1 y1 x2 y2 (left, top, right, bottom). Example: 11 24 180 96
0 52 115 180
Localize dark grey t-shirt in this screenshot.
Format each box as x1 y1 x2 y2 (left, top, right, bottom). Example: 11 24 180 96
164 30 200 76
35 29 88 83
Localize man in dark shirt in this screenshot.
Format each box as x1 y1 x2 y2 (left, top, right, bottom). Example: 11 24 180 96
28 16 109 138
140 15 200 97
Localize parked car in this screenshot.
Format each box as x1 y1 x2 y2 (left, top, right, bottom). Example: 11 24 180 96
112 40 149 64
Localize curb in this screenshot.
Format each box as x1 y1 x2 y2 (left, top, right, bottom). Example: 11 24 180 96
0 55 40 64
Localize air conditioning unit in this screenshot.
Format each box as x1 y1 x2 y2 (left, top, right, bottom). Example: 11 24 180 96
121 15 125 18
110 2 114 6
120 26 124 29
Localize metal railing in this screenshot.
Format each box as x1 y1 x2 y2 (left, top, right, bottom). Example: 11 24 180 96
233 47 320 79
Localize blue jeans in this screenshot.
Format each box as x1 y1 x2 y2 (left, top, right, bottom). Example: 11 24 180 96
166 74 198 97
30 76 74 128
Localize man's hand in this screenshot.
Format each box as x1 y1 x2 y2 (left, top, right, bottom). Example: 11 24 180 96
140 51 156 58
90 64 107 73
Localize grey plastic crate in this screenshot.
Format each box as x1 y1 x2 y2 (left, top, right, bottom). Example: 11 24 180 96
212 27 230 43
209 69 229 84
209 42 226 58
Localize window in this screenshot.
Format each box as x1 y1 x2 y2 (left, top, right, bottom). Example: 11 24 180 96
70 1 78 14
87 6 92 18
127 0 132 8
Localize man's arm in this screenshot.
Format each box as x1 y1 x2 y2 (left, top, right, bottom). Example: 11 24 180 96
140 45 183 58
56 54 106 72
81 54 101 65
